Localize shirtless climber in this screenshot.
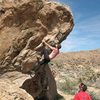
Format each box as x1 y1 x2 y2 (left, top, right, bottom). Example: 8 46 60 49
39 40 61 65
33 41 61 93
24 40 61 73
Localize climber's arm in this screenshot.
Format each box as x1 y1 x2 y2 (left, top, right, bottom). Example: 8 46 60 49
42 40 54 50
34 43 43 51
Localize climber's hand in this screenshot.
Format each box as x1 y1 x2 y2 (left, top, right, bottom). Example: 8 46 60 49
42 40 45 43
42 40 45 46
42 40 44 43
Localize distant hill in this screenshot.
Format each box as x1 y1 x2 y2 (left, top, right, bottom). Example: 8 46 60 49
52 49 100 84
51 49 100 99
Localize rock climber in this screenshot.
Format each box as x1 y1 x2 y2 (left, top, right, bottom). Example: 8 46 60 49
39 40 61 65
27 40 61 73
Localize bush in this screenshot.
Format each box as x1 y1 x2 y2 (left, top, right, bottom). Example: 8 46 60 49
59 79 77 95
90 91 100 100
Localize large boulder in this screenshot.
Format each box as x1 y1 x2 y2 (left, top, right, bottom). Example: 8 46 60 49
0 0 74 99
0 0 74 69
0 71 34 100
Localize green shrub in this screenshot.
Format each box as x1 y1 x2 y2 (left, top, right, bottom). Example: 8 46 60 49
59 79 77 95
90 91 100 100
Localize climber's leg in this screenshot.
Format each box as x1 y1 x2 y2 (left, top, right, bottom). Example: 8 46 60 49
26 57 39 74
39 49 50 65
31 49 50 73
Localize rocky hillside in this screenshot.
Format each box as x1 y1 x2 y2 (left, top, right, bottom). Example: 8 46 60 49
53 49 100 82
51 49 100 100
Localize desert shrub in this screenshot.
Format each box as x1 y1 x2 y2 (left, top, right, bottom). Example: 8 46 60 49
55 62 64 68
59 79 77 95
51 60 64 68
90 91 100 100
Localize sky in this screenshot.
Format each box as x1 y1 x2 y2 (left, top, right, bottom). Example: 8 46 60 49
54 0 100 52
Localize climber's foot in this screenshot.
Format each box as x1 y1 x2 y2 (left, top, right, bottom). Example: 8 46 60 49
27 70 35 77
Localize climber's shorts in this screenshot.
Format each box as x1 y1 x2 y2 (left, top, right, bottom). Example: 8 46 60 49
39 56 50 65
44 57 50 64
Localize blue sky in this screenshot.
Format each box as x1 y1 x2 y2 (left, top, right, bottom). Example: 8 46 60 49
54 0 100 52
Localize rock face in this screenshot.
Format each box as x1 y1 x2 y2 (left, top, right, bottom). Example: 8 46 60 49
0 71 34 100
0 0 74 99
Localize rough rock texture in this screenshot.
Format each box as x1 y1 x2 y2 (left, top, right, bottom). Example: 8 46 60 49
0 71 34 100
0 0 74 99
